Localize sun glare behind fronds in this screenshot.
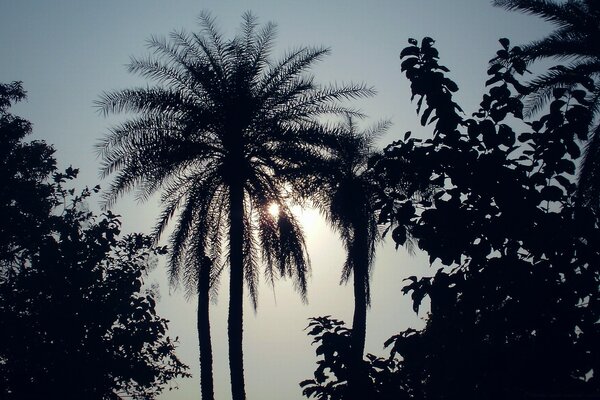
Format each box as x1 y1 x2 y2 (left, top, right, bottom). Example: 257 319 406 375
268 203 280 219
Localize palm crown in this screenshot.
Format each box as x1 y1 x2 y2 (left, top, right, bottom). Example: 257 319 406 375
318 116 388 299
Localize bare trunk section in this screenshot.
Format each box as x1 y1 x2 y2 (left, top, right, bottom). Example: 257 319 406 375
351 262 367 363
228 181 246 400
349 223 369 397
198 256 214 400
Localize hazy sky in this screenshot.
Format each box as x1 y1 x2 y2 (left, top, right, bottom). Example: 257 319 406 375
1 1 550 399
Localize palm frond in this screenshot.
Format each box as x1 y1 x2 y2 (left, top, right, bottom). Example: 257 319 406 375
258 47 330 100
257 205 280 289
524 72 577 116
278 83 375 121
520 29 597 63
137 35 200 90
493 0 586 29
96 87 190 117
242 211 260 309
524 60 599 116
276 209 309 301
195 11 229 80
247 20 277 79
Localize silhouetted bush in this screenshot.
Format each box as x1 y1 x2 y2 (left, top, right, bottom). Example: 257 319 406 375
0 82 190 399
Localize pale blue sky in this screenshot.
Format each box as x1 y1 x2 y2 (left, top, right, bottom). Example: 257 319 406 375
1 1 550 399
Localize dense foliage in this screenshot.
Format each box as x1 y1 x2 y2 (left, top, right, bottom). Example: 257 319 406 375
0 82 190 399
0 82 57 274
301 316 410 400
302 37 600 400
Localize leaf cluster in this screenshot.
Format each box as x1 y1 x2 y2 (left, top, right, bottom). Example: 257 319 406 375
300 317 412 400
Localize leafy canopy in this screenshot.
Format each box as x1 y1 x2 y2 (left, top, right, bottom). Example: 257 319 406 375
0 83 190 399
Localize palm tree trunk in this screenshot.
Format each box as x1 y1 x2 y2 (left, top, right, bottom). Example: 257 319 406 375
228 181 246 400
351 264 367 363
198 256 214 400
349 224 369 397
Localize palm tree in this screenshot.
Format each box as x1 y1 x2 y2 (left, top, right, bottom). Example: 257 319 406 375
310 116 389 394
96 12 373 400
492 0 600 210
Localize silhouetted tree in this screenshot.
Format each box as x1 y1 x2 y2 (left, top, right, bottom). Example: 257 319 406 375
307 116 389 395
0 82 57 275
375 37 600 399
493 0 600 211
96 12 373 400
0 83 190 399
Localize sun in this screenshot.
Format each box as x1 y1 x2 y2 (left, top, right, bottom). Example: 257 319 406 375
268 203 280 218
266 202 321 232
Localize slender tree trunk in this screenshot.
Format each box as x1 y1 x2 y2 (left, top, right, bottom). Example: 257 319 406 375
349 223 369 397
351 262 367 364
228 181 246 400
198 256 214 400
